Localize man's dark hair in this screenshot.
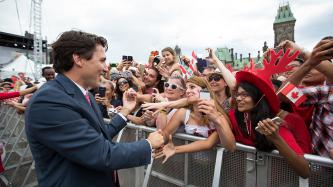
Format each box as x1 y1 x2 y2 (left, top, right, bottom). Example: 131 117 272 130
52 30 108 73
42 66 54 75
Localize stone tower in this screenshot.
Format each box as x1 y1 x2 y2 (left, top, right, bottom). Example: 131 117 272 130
273 3 296 47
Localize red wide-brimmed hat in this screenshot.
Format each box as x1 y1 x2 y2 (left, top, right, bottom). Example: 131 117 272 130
235 49 299 115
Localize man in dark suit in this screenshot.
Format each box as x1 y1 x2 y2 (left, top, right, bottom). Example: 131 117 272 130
25 30 164 187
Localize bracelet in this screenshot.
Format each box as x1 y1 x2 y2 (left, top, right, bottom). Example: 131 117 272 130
160 109 167 114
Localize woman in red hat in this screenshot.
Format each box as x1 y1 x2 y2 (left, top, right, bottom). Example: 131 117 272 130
229 49 312 178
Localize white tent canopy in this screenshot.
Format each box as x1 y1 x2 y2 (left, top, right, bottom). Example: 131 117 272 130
0 54 49 80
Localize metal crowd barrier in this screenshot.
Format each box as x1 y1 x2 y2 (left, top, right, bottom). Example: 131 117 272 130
0 103 332 187
114 123 333 187
0 103 36 187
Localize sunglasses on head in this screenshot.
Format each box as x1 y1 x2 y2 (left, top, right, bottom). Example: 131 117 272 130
164 82 183 90
118 80 128 86
208 74 223 82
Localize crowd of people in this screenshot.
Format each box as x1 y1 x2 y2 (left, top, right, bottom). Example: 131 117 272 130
0 30 332 185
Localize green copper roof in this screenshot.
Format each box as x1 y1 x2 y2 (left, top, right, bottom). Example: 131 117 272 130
274 4 296 24
232 56 264 70
214 47 264 70
216 47 232 62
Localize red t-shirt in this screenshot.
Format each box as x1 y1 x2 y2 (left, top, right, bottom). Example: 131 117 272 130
228 110 312 156
0 91 20 101
291 103 314 127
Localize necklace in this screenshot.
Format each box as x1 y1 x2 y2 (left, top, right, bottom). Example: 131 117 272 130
243 113 252 136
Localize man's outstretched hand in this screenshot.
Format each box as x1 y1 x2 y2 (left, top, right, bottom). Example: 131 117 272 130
147 130 164 149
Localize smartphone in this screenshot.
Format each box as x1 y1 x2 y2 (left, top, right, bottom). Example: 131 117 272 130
98 87 106 97
153 56 161 67
122 55 128 61
196 58 209 73
128 56 133 61
200 90 211 100
271 116 284 126
199 90 210 115
255 116 284 131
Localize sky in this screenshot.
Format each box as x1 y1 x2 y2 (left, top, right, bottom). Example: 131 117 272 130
0 0 332 63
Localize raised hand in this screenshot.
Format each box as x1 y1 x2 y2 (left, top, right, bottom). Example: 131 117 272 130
278 40 303 55
197 99 220 122
152 88 167 103
307 38 333 67
121 88 137 116
157 65 170 79
206 48 219 65
95 94 107 105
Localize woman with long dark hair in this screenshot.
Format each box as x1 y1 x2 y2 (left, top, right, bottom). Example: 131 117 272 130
112 76 134 107
230 49 312 178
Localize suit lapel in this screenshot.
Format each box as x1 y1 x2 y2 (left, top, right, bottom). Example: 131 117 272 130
73 91 106 136
88 93 112 140
55 74 110 139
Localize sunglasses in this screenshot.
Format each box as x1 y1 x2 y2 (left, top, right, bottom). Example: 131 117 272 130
118 80 128 86
164 82 183 90
208 75 223 82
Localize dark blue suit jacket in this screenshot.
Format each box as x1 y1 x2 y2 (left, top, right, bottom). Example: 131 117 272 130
25 74 151 187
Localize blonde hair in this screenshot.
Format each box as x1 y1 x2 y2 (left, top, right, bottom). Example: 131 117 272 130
186 76 230 124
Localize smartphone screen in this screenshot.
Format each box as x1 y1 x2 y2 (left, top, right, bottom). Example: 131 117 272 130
128 56 133 61
122 55 128 61
200 90 211 100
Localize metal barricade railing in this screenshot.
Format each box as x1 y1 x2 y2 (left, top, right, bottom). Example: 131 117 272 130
0 104 35 187
116 123 333 187
0 103 332 187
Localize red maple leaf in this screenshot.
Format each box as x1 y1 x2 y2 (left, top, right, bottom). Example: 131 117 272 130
291 92 299 99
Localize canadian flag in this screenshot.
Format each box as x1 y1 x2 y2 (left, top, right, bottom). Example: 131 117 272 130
191 51 198 65
279 82 307 107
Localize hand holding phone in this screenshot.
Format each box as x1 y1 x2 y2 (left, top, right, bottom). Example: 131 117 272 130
271 117 284 126
255 117 284 132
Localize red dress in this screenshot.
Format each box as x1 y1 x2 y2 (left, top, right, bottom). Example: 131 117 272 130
228 110 312 155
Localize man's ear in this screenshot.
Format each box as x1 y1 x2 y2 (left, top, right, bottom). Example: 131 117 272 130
73 54 84 67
